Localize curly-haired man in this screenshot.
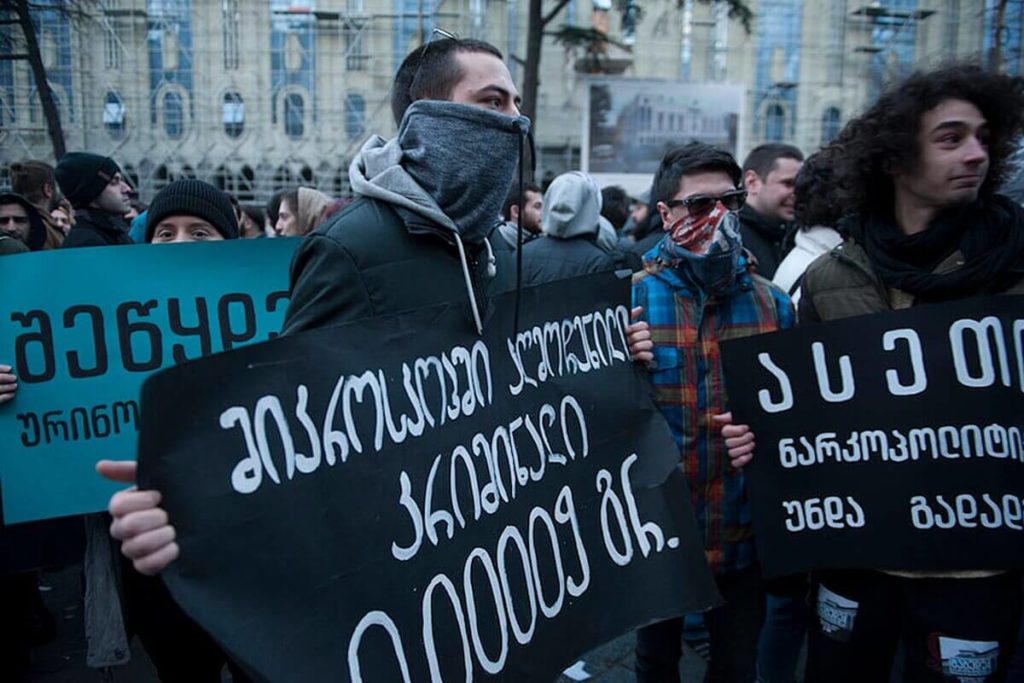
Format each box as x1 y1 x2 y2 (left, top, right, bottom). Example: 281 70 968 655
724 63 1024 682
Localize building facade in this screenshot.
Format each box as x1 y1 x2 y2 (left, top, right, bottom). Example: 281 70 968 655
0 0 1017 201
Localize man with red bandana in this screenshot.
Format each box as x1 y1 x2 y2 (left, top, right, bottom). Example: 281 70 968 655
631 142 794 683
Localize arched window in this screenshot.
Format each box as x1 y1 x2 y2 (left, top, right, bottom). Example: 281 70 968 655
284 92 304 139
821 106 841 145
104 91 125 138
344 93 365 140
163 91 184 139
764 103 785 142
223 91 244 138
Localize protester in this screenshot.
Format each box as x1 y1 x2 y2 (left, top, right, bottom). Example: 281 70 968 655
49 200 74 235
601 185 631 233
739 143 803 278
266 189 286 237
113 179 250 682
521 171 627 284
240 205 266 239
0 193 46 252
491 181 543 250
632 142 794 683
274 186 332 236
624 188 650 237
55 153 133 248
146 179 239 243
99 36 653 585
9 160 64 249
723 63 1024 682
771 150 845 306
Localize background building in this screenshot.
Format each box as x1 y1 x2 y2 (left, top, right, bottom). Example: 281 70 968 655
0 0 1019 201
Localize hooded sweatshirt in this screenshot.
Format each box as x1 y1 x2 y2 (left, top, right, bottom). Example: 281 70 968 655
521 171 625 285
287 100 529 335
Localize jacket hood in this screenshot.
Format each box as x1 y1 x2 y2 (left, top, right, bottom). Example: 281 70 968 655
542 171 602 239
0 192 46 250
349 135 458 234
298 187 333 235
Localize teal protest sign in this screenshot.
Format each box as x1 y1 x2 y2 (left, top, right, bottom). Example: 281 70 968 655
0 238 298 524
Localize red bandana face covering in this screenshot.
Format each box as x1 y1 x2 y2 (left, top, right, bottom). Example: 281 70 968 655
667 201 729 255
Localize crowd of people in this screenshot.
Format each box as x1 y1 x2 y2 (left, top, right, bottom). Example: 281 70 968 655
1 34 1023 683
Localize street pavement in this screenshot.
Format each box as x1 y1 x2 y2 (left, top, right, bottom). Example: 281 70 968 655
26 566 707 682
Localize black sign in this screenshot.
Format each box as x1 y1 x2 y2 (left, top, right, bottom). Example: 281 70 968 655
138 274 719 682
721 296 1024 578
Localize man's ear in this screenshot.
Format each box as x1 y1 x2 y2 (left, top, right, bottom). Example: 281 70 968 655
509 204 520 222
43 182 55 200
656 201 672 230
743 169 761 194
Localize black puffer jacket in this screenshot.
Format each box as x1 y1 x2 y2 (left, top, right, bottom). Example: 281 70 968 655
521 235 626 285
62 209 132 249
283 198 514 335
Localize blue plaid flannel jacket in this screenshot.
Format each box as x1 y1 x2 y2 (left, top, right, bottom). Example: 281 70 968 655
632 251 795 574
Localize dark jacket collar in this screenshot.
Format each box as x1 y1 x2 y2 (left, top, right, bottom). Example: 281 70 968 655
739 204 788 242
75 208 128 235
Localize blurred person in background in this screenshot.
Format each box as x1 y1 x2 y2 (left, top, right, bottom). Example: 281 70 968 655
739 143 804 278
491 181 543 250
56 153 133 249
9 160 64 249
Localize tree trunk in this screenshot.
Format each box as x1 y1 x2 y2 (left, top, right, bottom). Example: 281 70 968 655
522 0 544 125
992 0 1009 72
14 0 66 159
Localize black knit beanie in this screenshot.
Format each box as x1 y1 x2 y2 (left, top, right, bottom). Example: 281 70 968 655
145 179 239 241
54 152 122 209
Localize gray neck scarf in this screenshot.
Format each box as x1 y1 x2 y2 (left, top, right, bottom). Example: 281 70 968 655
399 100 530 244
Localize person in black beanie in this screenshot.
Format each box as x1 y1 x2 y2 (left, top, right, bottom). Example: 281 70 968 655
55 152 133 248
145 179 238 243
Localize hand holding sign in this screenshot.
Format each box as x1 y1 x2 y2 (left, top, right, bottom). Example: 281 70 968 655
712 412 755 469
97 459 179 575
626 306 653 363
0 363 17 404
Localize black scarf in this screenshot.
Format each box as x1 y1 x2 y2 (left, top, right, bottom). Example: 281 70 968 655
849 194 1024 301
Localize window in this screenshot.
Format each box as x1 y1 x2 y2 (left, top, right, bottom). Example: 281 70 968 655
223 91 244 138
344 93 365 140
284 92 304 139
104 22 122 69
343 21 369 71
163 91 184 139
765 104 785 142
104 91 125 138
821 106 841 146
223 0 240 70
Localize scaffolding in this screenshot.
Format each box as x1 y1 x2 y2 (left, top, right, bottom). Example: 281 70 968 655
0 0 1005 201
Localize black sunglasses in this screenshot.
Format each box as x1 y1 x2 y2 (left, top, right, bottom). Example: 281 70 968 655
665 189 747 215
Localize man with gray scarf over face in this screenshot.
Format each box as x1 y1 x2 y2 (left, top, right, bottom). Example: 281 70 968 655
282 37 526 335
100 37 656 581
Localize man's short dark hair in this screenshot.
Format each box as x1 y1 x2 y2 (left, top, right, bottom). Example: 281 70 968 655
391 38 504 125
832 62 1024 215
793 150 843 230
502 182 541 220
600 186 630 231
742 143 804 179
652 143 742 206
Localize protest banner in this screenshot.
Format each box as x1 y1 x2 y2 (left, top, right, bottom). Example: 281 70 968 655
720 296 1024 577
0 239 297 524
138 273 720 682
